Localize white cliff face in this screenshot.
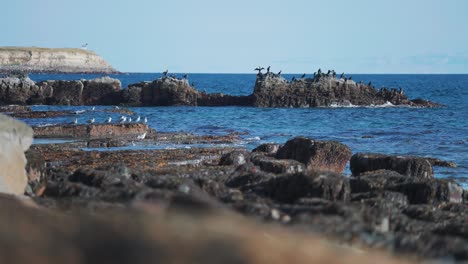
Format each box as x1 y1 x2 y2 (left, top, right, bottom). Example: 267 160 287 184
0 114 33 195
0 47 117 73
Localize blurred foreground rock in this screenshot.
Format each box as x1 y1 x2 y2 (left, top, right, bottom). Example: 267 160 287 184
0 114 33 194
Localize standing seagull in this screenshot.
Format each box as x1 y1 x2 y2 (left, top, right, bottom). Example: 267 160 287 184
71 118 78 125
119 116 126 123
106 117 112 123
128 117 132 123
87 118 95 124
137 132 147 140
144 117 148 124
135 116 141 123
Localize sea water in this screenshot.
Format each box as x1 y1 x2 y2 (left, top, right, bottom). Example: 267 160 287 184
25 73 468 184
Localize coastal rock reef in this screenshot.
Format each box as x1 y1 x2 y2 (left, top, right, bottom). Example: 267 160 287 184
0 69 440 108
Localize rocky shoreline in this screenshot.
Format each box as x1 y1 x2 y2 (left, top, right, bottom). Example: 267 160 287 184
0 69 441 108
0 103 465 262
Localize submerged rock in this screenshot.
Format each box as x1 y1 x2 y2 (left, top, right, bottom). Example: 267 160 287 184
0 114 33 194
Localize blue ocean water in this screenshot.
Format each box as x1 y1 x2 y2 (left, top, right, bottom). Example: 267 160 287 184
25 73 468 184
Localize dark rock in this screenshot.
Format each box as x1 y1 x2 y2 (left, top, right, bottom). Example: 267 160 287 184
252 143 282 156
81 77 122 105
0 77 37 104
219 150 250 166
122 85 143 106
224 162 275 189
250 153 304 174
139 77 199 106
276 137 352 173
426 157 457 168
39 80 84 105
410 98 443 108
69 165 131 188
350 153 434 179
349 170 407 193
389 178 463 204
258 171 351 203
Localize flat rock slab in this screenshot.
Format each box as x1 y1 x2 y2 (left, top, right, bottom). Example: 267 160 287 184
33 123 152 139
9 110 73 118
0 105 31 113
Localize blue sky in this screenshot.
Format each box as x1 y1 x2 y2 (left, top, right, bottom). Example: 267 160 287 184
2 0 467 73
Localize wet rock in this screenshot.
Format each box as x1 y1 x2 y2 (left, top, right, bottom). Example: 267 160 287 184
410 98 443 108
350 153 434 179
0 114 33 194
33 123 153 139
276 137 352 173
426 157 457 168
252 143 282 156
349 170 407 193
250 153 305 174
219 150 249 166
259 171 351 203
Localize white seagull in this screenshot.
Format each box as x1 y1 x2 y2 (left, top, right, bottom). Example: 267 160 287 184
71 118 78 125
106 117 112 123
91 106 95 111
144 117 148 124
119 116 126 123
128 117 132 123
137 132 147 140
87 118 95 124
135 116 141 123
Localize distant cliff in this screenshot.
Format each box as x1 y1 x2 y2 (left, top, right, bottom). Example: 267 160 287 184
0 47 118 73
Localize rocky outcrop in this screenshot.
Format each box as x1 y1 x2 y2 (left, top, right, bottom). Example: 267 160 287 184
0 47 117 73
276 137 352 173
0 76 123 106
33 123 153 139
350 153 434 179
0 69 441 108
252 72 441 108
0 114 33 194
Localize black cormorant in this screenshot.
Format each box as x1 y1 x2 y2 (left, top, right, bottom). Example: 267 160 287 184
267 66 271 73
301 73 306 78
340 72 344 79
254 67 265 74
183 74 188 79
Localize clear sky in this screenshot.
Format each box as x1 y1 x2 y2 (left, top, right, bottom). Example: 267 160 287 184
1 0 467 73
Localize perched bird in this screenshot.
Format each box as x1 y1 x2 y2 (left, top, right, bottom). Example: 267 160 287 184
128 117 132 123
135 116 141 123
144 117 148 124
254 67 265 74
106 117 112 123
163 69 169 76
267 66 271 73
87 118 95 124
292 76 296 82
70 118 78 125
114 106 120 109
137 132 147 140
183 74 188 79
119 116 126 123
301 73 306 78
368 81 372 87
340 72 345 79
191 82 195 87
91 106 95 111
277 70 282 76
